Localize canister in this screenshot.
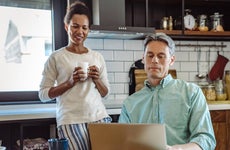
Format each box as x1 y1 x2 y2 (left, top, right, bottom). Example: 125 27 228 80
210 12 224 32
198 14 209 31
215 80 227 101
205 84 216 101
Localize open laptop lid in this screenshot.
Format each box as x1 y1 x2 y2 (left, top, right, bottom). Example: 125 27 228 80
88 123 167 150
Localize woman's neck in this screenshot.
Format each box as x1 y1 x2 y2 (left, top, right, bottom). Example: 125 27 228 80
66 44 88 54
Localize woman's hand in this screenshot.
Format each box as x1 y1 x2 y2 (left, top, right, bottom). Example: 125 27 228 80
88 65 100 81
88 65 108 97
69 67 86 85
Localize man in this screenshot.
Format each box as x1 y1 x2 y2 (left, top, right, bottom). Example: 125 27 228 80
118 33 216 150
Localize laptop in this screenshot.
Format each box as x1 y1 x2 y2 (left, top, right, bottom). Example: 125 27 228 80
88 123 167 150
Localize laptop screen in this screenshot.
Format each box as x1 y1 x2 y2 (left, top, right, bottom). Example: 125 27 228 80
88 123 167 150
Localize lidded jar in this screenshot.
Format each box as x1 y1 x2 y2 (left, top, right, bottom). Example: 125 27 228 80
215 79 227 101
204 84 216 101
210 12 224 32
198 14 209 31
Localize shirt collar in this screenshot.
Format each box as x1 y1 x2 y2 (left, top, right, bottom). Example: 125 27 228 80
145 74 173 89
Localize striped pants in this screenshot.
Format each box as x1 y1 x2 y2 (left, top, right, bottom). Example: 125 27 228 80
57 117 112 150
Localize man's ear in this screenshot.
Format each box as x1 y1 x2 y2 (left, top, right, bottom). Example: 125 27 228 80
169 55 175 66
141 55 144 64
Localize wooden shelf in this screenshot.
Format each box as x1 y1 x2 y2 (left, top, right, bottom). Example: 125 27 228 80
156 30 230 36
156 30 182 35
184 31 230 36
156 30 230 40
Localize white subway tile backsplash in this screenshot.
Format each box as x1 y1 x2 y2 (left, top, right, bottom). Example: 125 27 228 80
110 84 125 94
210 52 218 61
177 72 189 81
106 62 124 72
170 62 180 71
124 40 143 50
225 42 230 50
114 73 129 83
124 61 134 72
133 51 144 61
124 83 129 94
104 39 124 50
175 52 189 61
181 62 197 71
98 50 114 61
107 73 115 83
115 94 128 101
85 39 104 49
114 51 133 61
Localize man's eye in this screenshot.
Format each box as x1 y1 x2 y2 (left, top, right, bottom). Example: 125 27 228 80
147 54 153 58
158 54 166 59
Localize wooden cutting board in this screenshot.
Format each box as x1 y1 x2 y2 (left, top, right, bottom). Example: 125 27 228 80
134 69 177 92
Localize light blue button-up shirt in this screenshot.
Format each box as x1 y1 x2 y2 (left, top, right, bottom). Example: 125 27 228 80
119 75 216 150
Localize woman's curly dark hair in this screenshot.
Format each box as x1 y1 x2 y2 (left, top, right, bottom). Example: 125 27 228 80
64 1 91 25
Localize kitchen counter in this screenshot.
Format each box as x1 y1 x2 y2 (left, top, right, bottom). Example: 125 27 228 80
0 100 230 122
0 100 123 122
207 100 230 110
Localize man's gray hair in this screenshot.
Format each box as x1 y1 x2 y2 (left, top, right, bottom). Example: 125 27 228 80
144 33 175 55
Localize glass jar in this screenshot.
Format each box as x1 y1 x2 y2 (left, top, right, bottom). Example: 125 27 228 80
215 80 227 101
210 12 224 32
225 70 230 100
225 70 230 84
198 14 209 31
161 17 168 30
168 16 173 31
205 85 216 101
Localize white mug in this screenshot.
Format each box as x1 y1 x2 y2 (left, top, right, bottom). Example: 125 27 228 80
76 62 89 81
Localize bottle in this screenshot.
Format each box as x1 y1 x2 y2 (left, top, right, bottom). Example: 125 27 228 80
161 17 168 30
168 16 173 31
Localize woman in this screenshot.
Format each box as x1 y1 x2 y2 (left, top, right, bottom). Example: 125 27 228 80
39 2 111 150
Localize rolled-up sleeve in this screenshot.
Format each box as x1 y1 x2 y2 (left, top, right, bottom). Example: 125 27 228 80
188 88 216 150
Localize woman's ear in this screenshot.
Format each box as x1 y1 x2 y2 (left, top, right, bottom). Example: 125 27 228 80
64 24 68 32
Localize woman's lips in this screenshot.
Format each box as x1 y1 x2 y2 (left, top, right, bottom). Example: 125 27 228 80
74 35 82 41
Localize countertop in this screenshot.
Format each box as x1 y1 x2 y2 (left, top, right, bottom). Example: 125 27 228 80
0 100 230 122
0 100 123 122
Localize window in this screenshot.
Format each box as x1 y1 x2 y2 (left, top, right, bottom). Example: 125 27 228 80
0 0 67 104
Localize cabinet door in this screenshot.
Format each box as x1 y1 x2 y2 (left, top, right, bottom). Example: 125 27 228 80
125 0 182 28
126 0 147 27
210 110 230 150
148 0 182 29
